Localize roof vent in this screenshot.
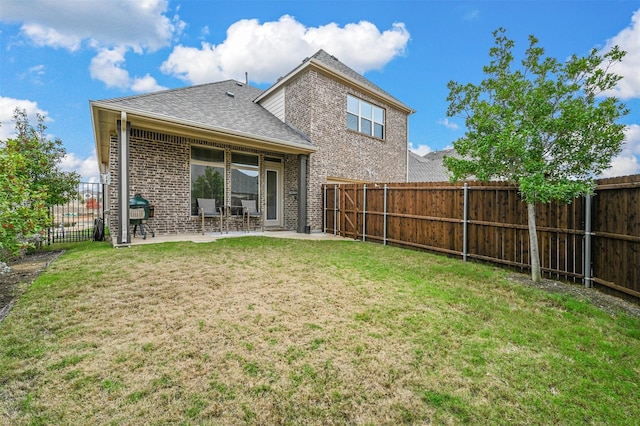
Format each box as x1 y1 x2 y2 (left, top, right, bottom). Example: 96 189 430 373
226 91 235 98
236 81 243 87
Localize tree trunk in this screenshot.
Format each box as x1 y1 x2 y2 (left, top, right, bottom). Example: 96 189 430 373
527 202 542 282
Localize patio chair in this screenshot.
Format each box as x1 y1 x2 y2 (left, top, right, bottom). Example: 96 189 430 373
241 199 263 232
197 198 223 235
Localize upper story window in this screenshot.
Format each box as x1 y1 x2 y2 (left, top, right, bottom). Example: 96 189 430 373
347 95 385 139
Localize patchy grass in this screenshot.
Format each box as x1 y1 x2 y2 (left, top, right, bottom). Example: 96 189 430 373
1 237 639 425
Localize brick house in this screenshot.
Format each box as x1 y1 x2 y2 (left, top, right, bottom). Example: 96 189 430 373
90 50 413 245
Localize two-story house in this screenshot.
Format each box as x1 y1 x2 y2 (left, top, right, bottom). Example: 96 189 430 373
90 50 414 245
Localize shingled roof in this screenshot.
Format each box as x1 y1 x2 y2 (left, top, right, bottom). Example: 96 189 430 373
308 50 409 109
92 79 312 149
256 49 414 114
408 149 460 182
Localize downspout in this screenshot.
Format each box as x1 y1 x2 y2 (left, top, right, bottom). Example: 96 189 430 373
297 154 308 233
406 114 410 182
117 113 130 245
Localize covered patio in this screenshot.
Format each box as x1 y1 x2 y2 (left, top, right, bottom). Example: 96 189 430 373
90 80 317 247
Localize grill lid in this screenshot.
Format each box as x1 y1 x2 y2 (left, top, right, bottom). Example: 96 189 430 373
129 193 149 207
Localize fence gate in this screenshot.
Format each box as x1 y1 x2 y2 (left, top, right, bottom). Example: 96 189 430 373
47 182 106 244
340 185 359 239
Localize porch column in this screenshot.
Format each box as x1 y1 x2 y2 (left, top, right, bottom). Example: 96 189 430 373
117 114 131 244
297 154 308 233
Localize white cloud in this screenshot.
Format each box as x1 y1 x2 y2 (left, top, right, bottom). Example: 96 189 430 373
131 74 167 93
304 20 410 73
464 10 480 21
89 47 131 90
0 96 49 140
90 47 167 93
27 64 45 75
601 124 640 177
60 151 100 183
624 123 640 155
602 155 639 177
409 143 433 157
1 0 183 92
602 8 640 99
1 0 184 53
200 25 210 39
160 42 223 84
161 15 410 85
21 23 82 51
438 118 459 131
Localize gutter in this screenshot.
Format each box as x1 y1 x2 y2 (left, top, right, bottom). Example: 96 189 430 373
90 101 318 155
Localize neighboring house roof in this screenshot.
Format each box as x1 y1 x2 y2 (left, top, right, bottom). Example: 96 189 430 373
90 80 315 168
255 49 414 115
408 149 462 182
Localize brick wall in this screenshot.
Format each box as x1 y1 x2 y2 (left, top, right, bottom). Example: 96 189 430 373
284 69 409 231
283 154 300 230
108 129 290 241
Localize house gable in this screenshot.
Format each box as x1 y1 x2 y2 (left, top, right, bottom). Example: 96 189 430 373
257 50 413 119
259 87 285 121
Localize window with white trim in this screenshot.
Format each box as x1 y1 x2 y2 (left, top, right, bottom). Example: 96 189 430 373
347 95 385 139
190 146 224 215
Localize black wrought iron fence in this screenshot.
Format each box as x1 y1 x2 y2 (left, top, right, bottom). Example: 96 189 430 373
47 182 107 244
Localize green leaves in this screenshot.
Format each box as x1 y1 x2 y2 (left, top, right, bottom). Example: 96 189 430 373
445 28 629 205
444 28 629 281
1 108 80 259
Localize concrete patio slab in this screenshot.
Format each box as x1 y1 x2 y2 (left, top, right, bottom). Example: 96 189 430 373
125 230 348 246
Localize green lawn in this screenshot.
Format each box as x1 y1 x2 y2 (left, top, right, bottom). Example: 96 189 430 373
1 238 638 425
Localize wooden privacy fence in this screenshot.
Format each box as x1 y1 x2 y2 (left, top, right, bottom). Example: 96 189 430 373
323 175 640 300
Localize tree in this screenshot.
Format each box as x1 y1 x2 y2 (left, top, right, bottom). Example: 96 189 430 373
86 197 99 210
0 109 80 260
444 28 629 282
0 147 49 259
10 108 81 206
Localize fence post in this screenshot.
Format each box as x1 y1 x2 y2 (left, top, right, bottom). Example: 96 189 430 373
383 184 388 245
333 185 338 236
584 194 592 288
362 184 367 242
47 207 53 245
463 183 469 261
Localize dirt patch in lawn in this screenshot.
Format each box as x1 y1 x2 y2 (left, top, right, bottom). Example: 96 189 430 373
2 248 637 324
0 250 64 322
507 272 640 317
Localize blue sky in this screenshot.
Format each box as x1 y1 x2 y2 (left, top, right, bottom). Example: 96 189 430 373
1 0 639 181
